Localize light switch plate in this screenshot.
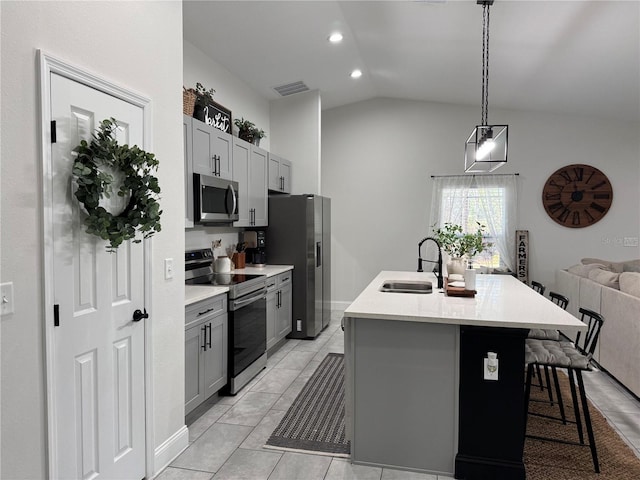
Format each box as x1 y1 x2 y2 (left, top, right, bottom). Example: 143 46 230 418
164 258 174 280
1 282 14 316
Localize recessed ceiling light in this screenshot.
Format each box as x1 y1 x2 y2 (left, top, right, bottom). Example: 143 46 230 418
328 32 343 44
350 69 362 79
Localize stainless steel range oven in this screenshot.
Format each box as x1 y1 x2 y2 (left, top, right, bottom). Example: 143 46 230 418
186 249 267 394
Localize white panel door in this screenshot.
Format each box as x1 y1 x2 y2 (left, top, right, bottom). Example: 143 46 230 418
50 73 146 479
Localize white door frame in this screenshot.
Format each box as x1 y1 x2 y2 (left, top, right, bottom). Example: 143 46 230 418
38 50 154 479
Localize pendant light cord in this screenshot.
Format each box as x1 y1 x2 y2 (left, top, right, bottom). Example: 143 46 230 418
481 3 490 126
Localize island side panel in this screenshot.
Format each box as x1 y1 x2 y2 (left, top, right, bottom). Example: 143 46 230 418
347 316 459 475
455 325 528 480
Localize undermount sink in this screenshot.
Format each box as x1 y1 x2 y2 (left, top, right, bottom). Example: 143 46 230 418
379 280 433 294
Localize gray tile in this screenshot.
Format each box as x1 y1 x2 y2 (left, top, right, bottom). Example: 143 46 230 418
218 391 280 427
325 458 382 480
155 467 214 480
272 378 306 411
268 451 332 480
297 359 321 381
249 367 300 394
313 348 332 362
188 403 232 442
212 448 281 480
273 350 316 371
216 388 249 406
381 468 438 480
171 423 252 472
239 409 286 450
292 338 328 352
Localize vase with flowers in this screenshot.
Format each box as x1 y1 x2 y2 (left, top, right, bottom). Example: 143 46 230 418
432 222 492 275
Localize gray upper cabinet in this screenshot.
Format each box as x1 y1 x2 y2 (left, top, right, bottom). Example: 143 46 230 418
184 115 194 228
233 138 268 227
192 117 233 180
268 153 292 193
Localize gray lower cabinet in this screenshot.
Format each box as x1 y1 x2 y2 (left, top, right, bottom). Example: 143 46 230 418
185 294 228 415
266 272 293 350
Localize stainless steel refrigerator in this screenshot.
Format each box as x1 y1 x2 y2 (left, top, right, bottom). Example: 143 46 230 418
267 195 331 339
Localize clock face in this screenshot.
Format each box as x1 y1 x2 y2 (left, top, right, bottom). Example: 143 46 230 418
542 164 613 228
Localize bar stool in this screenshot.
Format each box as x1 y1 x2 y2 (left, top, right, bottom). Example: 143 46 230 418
531 281 546 295
524 307 605 473
528 292 570 405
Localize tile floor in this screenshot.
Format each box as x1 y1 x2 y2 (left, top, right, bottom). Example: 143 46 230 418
159 309 640 480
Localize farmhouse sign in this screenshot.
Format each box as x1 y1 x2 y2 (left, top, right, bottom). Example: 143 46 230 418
516 230 529 284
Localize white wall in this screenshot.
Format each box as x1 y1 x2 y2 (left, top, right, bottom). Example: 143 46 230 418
322 97 640 304
0 2 185 478
270 90 322 195
184 40 271 150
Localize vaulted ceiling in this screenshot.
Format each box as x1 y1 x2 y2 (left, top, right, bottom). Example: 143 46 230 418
183 1 640 122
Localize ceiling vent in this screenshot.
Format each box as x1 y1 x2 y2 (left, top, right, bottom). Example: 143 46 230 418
273 81 309 97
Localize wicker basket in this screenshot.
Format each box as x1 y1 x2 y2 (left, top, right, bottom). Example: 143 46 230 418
183 87 197 116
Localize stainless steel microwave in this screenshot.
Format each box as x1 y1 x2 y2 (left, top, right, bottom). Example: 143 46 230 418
194 173 239 224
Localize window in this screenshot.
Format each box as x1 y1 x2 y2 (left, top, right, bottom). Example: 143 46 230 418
429 175 518 271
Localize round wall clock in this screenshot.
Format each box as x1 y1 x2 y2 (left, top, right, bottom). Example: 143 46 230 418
542 164 613 228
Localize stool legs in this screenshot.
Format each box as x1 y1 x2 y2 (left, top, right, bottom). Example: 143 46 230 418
576 370 600 473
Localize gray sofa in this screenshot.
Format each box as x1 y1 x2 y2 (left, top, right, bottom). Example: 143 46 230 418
555 258 640 398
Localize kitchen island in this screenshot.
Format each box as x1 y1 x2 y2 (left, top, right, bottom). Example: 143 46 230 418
343 271 587 479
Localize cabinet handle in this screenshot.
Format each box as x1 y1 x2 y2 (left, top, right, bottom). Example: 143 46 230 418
216 155 221 176
211 155 216 176
201 325 207 351
281 176 284 191
278 290 282 308
198 308 215 317
206 323 212 349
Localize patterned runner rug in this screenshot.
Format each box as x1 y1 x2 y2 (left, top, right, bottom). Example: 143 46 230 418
264 352 350 456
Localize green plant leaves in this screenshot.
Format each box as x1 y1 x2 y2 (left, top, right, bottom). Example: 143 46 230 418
71 117 162 251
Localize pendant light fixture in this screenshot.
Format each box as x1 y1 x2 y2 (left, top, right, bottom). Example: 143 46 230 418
465 0 508 173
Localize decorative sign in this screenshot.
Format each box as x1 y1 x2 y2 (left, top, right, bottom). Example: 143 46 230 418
516 230 529 284
202 101 232 134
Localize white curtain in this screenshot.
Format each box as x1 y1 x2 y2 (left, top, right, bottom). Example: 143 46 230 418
428 174 519 272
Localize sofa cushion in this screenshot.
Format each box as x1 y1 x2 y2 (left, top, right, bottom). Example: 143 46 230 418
581 257 640 273
588 268 620 289
623 260 640 273
568 263 608 278
619 272 640 298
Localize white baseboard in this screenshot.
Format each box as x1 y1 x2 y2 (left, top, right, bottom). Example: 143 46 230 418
152 425 189 477
331 301 351 312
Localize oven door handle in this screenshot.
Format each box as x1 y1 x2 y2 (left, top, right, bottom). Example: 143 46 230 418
230 288 267 311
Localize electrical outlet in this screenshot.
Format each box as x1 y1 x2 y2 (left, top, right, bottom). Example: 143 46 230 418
164 258 174 280
484 353 499 381
1 282 14 316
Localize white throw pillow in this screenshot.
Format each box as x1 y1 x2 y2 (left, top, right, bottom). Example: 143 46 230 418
568 263 608 278
619 272 640 298
588 268 620 289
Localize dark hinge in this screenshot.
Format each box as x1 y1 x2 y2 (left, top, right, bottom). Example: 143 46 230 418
54 304 60 327
50 121 57 143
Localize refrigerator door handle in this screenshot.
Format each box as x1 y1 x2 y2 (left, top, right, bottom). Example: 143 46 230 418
316 242 322 267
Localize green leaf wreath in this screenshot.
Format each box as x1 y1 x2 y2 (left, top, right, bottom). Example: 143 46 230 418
72 118 162 251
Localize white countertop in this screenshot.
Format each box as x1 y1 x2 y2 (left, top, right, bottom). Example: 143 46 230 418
185 265 293 306
344 271 587 332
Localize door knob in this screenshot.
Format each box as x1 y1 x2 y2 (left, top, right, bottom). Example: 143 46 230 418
132 309 149 322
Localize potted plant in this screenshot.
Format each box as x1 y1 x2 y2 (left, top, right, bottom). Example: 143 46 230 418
433 222 492 274
193 82 216 121
234 117 256 143
234 118 267 146
250 127 266 147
